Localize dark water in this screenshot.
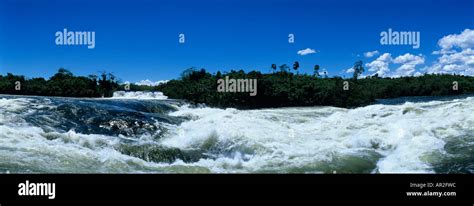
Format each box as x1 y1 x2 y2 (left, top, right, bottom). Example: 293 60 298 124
375 94 474 105
0 94 473 173
26 97 185 137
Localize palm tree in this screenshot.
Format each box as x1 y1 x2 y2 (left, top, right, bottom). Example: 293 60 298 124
271 64 277 73
293 61 300 74
352 60 364 80
313 65 320 77
108 73 116 82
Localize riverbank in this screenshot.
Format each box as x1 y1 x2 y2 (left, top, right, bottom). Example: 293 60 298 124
3 68 474 109
0 69 119 98
153 69 474 109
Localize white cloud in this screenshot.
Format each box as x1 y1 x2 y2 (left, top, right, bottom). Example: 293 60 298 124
135 79 169 86
426 48 474 75
320 69 329 76
392 53 425 76
365 53 392 77
345 67 354 73
364 50 379 58
364 53 425 77
435 29 474 54
360 29 474 77
425 29 474 76
297 48 317 56
394 64 418 77
393 53 424 64
414 72 423 77
438 48 474 65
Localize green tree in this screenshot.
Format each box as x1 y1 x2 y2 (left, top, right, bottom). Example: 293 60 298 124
271 64 277 73
352 60 365 80
314 65 320 77
51 68 73 81
293 61 300 74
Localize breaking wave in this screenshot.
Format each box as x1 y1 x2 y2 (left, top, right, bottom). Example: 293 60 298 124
0 94 473 173
112 91 168 100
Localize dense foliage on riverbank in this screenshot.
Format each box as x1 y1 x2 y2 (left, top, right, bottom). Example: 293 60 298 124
0 68 119 97
3 66 474 108
155 68 474 108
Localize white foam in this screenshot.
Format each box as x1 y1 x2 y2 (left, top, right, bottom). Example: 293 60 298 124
135 80 169 86
0 98 31 112
112 91 168 100
161 97 474 173
0 125 150 172
1 95 473 173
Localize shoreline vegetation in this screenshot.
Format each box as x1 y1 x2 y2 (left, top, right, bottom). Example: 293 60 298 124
0 68 119 98
2 62 474 108
153 67 474 109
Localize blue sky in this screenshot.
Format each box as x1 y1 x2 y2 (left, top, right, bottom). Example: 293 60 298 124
0 0 473 83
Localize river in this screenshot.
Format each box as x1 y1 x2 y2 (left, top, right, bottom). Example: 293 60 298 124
0 92 472 173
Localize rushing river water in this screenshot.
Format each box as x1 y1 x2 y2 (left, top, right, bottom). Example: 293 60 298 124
0 92 473 173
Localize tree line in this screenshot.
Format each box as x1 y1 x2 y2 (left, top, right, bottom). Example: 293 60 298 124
153 62 474 108
0 68 119 97
3 63 474 109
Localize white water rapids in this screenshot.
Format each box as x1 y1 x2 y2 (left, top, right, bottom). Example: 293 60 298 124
0 94 473 173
